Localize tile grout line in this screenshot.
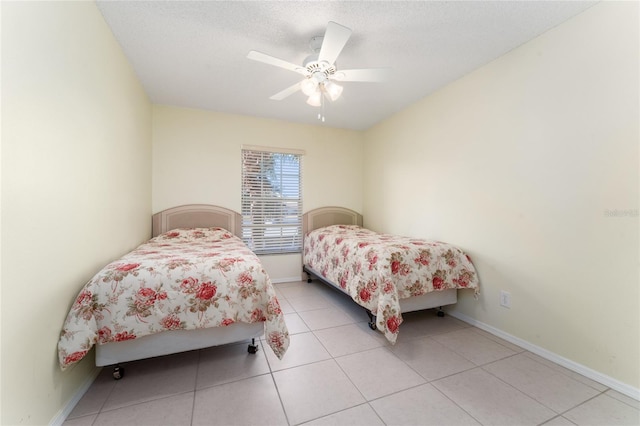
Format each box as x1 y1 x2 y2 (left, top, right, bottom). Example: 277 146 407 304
94 390 197 417
94 374 117 423
539 414 579 425
520 351 613 394
476 363 565 421
550 389 610 423
427 375 485 426
467 326 526 350
431 365 555 425
189 348 202 426
388 335 480 384
306 321 374 423
266 368 292 426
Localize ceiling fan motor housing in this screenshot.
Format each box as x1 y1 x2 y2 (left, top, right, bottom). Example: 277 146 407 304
303 54 336 82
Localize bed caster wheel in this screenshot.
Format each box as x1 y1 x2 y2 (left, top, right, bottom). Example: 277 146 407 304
247 338 259 354
307 278 312 283
437 310 445 317
368 322 377 331
112 366 124 380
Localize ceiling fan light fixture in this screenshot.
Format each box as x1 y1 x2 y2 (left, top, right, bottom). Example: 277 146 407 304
323 80 343 101
300 78 319 96
306 91 322 107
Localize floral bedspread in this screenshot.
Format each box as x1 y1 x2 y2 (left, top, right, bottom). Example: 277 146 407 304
303 225 479 344
58 228 289 370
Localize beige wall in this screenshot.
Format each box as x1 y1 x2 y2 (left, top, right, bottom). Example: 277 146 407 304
364 1 639 390
152 105 364 280
1 2 151 424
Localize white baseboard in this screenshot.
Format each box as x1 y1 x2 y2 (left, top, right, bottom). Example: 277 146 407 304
448 311 640 402
50 367 102 426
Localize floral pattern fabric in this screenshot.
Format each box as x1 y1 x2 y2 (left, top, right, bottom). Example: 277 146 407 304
303 225 479 344
58 228 289 370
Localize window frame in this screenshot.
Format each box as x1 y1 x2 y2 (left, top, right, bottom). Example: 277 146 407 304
241 146 304 255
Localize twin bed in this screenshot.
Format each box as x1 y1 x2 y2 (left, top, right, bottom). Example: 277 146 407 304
302 207 479 344
58 204 478 378
58 205 290 378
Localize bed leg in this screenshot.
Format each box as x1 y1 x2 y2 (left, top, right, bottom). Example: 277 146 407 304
247 338 259 354
437 307 445 317
112 365 125 380
366 310 377 330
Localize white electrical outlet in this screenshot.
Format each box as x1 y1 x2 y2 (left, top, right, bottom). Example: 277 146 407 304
500 290 511 308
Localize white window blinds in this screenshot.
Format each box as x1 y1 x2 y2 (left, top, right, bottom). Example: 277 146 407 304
241 148 303 255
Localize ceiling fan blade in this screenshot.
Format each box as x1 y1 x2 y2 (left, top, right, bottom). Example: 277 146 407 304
247 51 308 76
269 81 302 100
333 68 392 82
318 21 352 65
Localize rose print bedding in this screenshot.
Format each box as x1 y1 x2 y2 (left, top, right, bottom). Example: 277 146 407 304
58 227 289 370
303 225 479 344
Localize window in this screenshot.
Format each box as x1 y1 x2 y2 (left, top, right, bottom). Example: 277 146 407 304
241 147 303 255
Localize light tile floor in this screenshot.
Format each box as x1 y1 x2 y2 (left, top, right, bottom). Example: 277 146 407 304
64 280 640 426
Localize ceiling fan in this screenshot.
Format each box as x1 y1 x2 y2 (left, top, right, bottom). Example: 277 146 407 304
247 21 390 111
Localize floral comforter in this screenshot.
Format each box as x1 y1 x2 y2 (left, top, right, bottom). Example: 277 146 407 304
303 225 479 344
58 228 289 370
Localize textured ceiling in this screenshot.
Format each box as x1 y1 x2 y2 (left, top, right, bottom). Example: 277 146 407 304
97 1 597 131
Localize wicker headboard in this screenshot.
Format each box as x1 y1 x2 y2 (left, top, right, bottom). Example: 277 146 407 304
302 206 363 236
152 204 242 237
